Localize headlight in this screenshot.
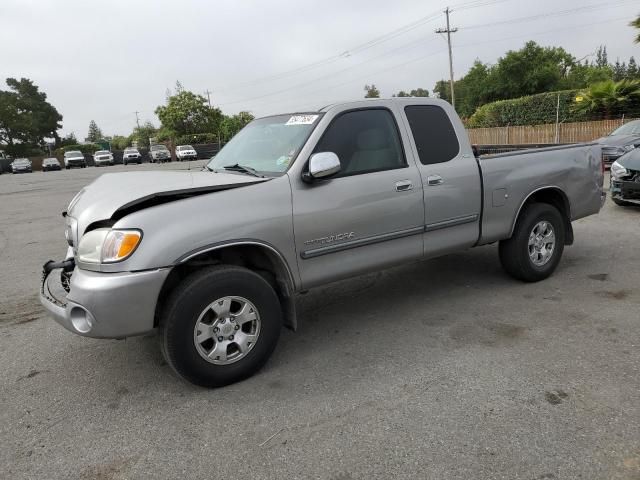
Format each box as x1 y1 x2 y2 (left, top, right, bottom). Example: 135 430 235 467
610 161 629 180
78 228 142 264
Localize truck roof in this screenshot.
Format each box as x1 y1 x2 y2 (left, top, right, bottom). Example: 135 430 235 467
317 97 451 112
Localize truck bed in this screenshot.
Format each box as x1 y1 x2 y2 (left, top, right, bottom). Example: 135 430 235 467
477 143 604 245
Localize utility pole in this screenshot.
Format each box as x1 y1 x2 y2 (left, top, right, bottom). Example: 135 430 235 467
436 7 458 108
134 111 140 129
204 89 212 109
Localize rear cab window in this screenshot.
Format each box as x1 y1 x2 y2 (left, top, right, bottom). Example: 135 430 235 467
404 105 460 165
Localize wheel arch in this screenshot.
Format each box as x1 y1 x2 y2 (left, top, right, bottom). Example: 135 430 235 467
510 186 573 245
155 241 298 330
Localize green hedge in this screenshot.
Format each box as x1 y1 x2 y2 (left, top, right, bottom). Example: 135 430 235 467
467 90 587 128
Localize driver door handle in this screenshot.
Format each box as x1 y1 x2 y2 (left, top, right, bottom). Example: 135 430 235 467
427 175 443 186
395 180 413 192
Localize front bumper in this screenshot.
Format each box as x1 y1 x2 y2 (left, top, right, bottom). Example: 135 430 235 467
40 259 171 339
611 178 640 205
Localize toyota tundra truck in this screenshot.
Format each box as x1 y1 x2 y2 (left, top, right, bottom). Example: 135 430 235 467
40 99 605 387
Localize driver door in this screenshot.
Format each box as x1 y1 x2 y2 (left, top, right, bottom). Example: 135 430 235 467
290 107 424 289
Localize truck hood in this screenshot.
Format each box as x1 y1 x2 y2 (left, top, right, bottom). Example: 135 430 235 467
67 170 268 227
595 134 640 148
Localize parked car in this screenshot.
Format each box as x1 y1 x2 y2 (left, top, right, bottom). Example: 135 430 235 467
40 98 605 388
11 158 32 173
597 119 640 168
93 150 114 167
64 151 87 169
610 148 640 206
42 158 62 171
123 147 142 165
149 144 171 163
176 145 198 161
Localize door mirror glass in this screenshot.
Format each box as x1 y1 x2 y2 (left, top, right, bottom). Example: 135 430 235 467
307 152 341 180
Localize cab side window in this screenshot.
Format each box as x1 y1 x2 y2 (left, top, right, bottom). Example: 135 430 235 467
404 105 460 165
314 109 406 177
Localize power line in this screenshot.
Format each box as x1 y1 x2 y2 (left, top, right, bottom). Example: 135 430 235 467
462 0 637 30
436 7 458 108
213 0 511 94
219 36 440 107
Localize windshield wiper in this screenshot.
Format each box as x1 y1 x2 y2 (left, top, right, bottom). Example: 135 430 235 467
222 164 263 177
202 164 213 172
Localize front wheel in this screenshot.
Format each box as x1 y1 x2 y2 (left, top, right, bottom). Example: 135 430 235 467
160 265 282 387
499 203 565 282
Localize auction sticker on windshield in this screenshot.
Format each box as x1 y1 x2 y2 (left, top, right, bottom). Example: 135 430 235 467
285 114 318 125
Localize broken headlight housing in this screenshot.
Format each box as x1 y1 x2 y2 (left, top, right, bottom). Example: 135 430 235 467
610 161 629 180
78 229 142 264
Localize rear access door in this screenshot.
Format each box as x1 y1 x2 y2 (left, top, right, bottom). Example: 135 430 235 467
399 102 482 257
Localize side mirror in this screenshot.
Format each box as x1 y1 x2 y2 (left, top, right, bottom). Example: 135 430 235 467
304 152 341 182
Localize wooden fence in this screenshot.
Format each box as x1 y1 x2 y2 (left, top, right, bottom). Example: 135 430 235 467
467 118 634 145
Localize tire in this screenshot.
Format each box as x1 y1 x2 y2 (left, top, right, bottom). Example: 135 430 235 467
613 198 633 207
160 265 282 387
499 203 565 282
123 161 127 166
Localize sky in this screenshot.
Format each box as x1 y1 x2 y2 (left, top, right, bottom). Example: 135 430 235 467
1 0 638 139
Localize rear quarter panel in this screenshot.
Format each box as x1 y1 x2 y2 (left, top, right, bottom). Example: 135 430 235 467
479 144 603 244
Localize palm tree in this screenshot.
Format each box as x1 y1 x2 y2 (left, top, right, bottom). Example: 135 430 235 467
632 15 640 43
573 79 640 119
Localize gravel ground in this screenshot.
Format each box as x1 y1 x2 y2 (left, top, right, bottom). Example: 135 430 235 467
0 163 639 480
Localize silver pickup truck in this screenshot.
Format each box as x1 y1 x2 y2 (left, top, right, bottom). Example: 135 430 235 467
40 99 605 387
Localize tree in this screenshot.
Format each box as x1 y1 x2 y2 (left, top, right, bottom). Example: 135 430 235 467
595 45 608 68
86 120 103 142
628 57 639 79
631 15 640 43
433 80 451 102
220 111 254 142
364 84 380 98
110 135 129 150
573 79 640 119
155 83 223 137
0 77 62 156
613 59 627 81
57 132 77 148
393 88 429 98
129 121 156 148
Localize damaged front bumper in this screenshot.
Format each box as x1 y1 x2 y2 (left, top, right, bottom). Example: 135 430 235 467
40 253 171 339
611 177 640 205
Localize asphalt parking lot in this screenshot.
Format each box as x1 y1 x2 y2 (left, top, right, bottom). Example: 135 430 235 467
1 163 639 480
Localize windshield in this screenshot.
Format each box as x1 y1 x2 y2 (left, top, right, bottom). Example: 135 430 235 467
95 150 109 155
65 151 82 157
610 120 640 136
44 158 58 163
124 149 137 153
207 113 321 174
178 145 193 150
15 159 29 164
151 145 167 151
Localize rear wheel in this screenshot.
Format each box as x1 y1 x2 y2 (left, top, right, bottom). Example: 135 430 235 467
160 265 282 387
499 203 565 282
